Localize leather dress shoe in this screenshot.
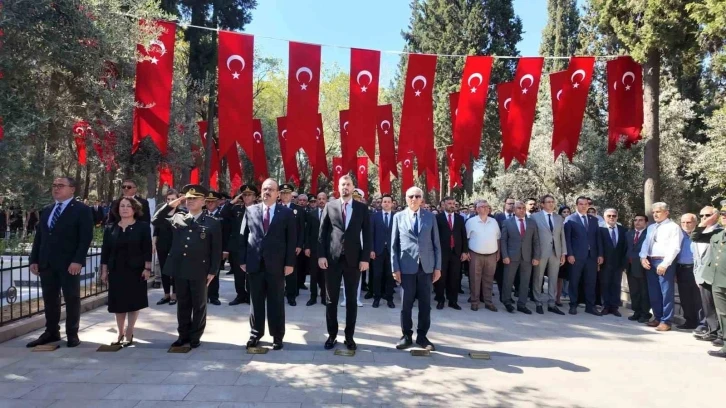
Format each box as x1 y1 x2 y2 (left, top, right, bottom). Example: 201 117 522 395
707 349 726 358
288 299 297 306
505 304 515 313
324 337 337 350
66 337 81 348
436 301 445 310
157 297 171 305
601 309 610 316
272 339 283 350
637 316 650 324
387 300 395 308
569 306 577 315
536 305 544 315
26 331 61 348
171 338 189 347
344 337 357 350
676 323 698 331
585 308 602 316
246 337 259 348
471 305 479 311
229 298 243 306
190 340 201 348
712 338 724 347
485 304 498 312
396 335 413 350
655 323 671 332
416 336 435 351
695 332 717 342
209 299 221 306
364 292 374 300
548 306 565 315
449 302 462 310
628 314 641 321
646 320 660 327
517 305 532 315
306 299 317 306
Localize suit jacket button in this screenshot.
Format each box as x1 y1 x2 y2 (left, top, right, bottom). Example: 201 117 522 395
185 245 188 248
202 260 206 263
189 230 192 232
183 253 187 256
187 237 190 240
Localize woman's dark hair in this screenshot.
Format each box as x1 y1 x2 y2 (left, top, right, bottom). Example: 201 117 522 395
111 197 144 220
558 205 571 216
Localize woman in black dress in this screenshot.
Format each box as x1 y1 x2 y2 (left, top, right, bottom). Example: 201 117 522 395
101 197 152 346
556 205 572 306
154 189 184 305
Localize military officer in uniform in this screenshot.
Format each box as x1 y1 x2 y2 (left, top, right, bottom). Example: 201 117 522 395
152 185 222 348
224 184 259 305
279 183 305 306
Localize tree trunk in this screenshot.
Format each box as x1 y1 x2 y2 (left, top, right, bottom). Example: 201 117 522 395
642 47 661 214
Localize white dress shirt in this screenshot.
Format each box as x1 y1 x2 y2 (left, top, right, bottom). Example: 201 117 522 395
47 197 73 228
466 215 501 255
639 218 682 268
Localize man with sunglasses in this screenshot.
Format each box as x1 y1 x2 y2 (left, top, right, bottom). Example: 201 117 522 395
108 179 150 224
691 206 722 342
598 209 628 317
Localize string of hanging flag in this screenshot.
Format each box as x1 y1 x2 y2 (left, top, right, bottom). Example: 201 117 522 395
118 19 644 195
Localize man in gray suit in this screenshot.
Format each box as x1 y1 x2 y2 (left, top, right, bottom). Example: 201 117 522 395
532 194 567 315
501 201 541 314
392 186 441 351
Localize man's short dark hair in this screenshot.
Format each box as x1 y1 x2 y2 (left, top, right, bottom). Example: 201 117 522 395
381 194 392 201
122 179 137 187
634 213 649 222
526 197 537 203
540 194 555 203
442 196 454 202
62 177 77 188
576 196 589 205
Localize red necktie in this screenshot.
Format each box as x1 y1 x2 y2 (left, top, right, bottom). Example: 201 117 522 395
519 218 525 238
634 230 639 244
263 207 270 233
342 202 347 228
448 214 454 248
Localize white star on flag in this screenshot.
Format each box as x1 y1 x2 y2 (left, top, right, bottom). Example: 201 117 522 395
625 85 631 91
470 87 477 93
415 90 421 97
300 83 308 91
384 130 389 134
521 88 528 94
150 56 159 65
361 86 367 93
573 82 579 89
232 72 240 79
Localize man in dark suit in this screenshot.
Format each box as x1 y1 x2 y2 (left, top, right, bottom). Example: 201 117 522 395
500 201 541 314
153 184 222 349
434 196 468 310
27 177 93 348
599 209 628 317
564 196 604 316
107 179 151 224
626 214 651 323
240 179 296 350
493 197 516 299
279 183 305 306
203 191 225 305
224 184 259 305
305 192 328 306
371 194 395 308
318 175 372 351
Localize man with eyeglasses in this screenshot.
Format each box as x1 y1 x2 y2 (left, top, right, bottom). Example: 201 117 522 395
598 209 628 317
626 214 652 323
108 179 150 224
675 213 703 330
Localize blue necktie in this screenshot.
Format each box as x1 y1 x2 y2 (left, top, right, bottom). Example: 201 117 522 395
547 213 554 232
611 227 617 246
413 213 419 236
581 215 588 231
50 202 63 230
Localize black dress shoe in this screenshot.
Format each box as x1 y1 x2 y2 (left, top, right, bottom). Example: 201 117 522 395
272 339 283 350
611 310 622 317
306 298 317 306
26 331 61 348
637 316 650 323
601 309 610 316
324 337 337 350
517 305 532 315
169 299 177 306
585 308 602 316
676 324 698 331
229 298 243 306
505 304 515 313
157 297 171 305
707 349 726 358
209 299 221 306
548 306 565 315
190 340 201 349
344 337 357 350
246 337 259 348
695 333 717 342
436 301 445 310
569 306 577 315
396 335 413 350
536 305 544 315
321 299 328 306
628 314 641 321
415 337 435 351
467 297 472 303
364 292 374 300
387 300 395 308
171 338 189 347
242 296 250 304
288 299 297 306
372 299 380 308
66 337 81 348
449 302 462 310
458 288 465 294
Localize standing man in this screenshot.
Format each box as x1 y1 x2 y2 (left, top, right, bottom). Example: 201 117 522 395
599 209 628 316
525 198 538 217
225 184 259 305
434 196 467 310
108 179 151 224
466 200 501 312
370 194 396 308
692 206 722 342
392 186 441 351
564 196 604 316
532 194 567 315
279 183 305 306
240 179 296 350
626 214 651 323
500 201 540 314
305 192 328 306
675 213 702 330
639 202 682 331
152 184 222 348
27 177 93 348
203 191 224 305
318 175 371 351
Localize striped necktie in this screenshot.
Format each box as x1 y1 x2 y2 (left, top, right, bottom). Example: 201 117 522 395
50 202 63 230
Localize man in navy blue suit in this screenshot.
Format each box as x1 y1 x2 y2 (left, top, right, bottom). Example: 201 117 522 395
598 209 628 317
564 196 604 316
371 194 396 308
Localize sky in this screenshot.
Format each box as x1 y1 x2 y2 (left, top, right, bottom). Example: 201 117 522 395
245 0 550 85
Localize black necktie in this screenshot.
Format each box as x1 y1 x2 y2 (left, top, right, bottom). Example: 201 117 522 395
413 213 419 236
385 213 389 228
548 213 553 233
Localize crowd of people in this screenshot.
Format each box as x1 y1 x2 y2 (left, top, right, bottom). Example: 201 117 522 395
22 175 726 360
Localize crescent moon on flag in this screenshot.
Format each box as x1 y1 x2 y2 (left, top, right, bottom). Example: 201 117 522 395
467 73 483 87
622 71 635 84
343 121 349 132
295 67 313 83
148 39 167 56
356 70 373 86
281 130 287 139
403 159 411 168
253 131 262 142
316 127 321 140
455 108 458 116
226 55 245 71
556 89 563 101
570 69 586 83
504 97 512 111
411 75 427 90
613 81 618 90
519 74 534 89
359 165 366 174
380 120 391 131
335 165 343 173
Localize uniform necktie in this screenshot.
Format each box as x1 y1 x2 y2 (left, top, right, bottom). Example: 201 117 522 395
50 202 63 230
448 213 454 248
611 227 617 246
413 212 419 236
263 207 270 233
547 213 554 232
634 230 640 244
519 218 525 238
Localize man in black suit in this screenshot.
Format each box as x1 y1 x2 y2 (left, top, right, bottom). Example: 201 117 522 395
435 196 468 310
599 209 628 316
108 179 151 224
305 192 328 306
318 175 372 351
626 213 651 323
225 184 259 305
279 183 305 306
371 194 395 308
240 179 296 350
27 177 93 348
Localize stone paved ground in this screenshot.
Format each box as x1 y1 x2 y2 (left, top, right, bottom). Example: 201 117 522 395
0 272 723 408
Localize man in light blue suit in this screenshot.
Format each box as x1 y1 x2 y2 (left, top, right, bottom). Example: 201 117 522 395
391 186 441 351
564 196 604 316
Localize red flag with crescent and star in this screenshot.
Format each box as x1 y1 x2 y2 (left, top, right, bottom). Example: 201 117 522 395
552 57 595 161
251 119 269 183
217 31 254 157
399 53 437 173
286 42 321 168
198 121 219 190
349 48 380 160
313 113 329 179
497 82 515 169
453 56 492 168
339 109 355 174
549 69 568 158
276 116 300 185
356 156 369 195
158 163 174 188
73 121 91 165
401 152 415 194
132 20 176 155
376 104 397 194
225 144 243 194
447 146 462 190
332 156 344 198
507 57 543 166
607 56 643 153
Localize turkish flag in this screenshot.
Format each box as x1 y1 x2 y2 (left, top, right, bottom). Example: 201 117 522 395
399 53 437 173
132 20 176 155
102 128 117 171
314 113 329 178
158 163 174 188
286 42 321 168
276 116 300 185
225 144 243 194
190 167 200 184
401 152 415 194
251 119 269 183
507 57 544 166
190 140 201 184
376 104 397 194
198 121 219 190
349 48 380 160
425 150 439 193
497 82 515 169
447 146 462 190
552 57 595 160
549 69 569 157
332 156 344 198
218 31 254 157
607 56 643 153
73 121 89 165
356 156 369 195
453 56 492 167
339 109 355 174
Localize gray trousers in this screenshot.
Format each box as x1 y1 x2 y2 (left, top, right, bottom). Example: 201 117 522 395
700 283 722 338
533 255 560 307
503 260 532 307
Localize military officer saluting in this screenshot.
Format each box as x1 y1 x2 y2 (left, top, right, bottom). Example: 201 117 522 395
152 184 222 349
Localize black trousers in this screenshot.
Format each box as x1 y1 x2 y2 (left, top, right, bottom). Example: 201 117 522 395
296 253 308 291
324 256 361 338
248 263 285 340
229 251 247 299
308 254 325 300
699 283 721 337
207 260 222 301
285 261 298 301
435 251 461 303
372 248 394 301
40 267 81 337
401 266 432 338
676 264 702 327
175 277 208 342
158 250 174 295
626 270 651 318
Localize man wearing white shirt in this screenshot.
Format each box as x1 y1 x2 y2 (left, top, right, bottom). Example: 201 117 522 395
639 202 682 331
466 200 501 311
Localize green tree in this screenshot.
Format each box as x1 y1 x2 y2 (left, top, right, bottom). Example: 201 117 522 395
539 0 580 72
